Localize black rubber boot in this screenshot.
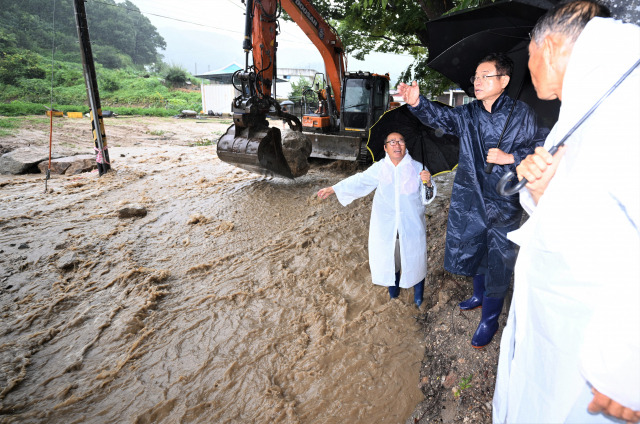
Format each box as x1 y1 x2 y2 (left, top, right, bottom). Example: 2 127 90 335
459 274 485 310
471 295 505 348
389 271 400 299
413 279 425 307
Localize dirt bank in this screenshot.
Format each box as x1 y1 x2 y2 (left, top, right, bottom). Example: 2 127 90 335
0 115 504 423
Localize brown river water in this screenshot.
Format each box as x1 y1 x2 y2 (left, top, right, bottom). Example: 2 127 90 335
0 141 427 423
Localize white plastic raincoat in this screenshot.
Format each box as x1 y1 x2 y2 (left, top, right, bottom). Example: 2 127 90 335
333 152 436 288
493 17 640 423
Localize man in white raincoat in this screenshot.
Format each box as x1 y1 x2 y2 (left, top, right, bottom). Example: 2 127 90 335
493 1 640 423
317 132 436 307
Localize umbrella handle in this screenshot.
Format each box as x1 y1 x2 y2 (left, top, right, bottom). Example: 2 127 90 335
496 144 560 196
484 163 495 174
496 171 526 196
497 58 640 197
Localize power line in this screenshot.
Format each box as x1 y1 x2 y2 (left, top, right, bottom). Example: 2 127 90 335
88 0 244 34
90 0 322 47
222 0 245 11
88 0 414 58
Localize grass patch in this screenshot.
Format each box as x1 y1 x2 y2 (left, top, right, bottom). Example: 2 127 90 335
0 101 47 116
0 101 187 118
190 138 214 147
1 56 203 117
0 117 21 128
61 141 78 149
109 106 181 117
23 116 49 123
0 117 21 136
453 374 473 398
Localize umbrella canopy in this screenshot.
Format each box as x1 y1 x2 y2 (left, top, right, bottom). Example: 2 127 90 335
426 0 556 60
366 104 459 176
426 0 561 128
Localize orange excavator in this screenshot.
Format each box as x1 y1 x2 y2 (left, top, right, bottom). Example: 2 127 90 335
217 0 391 178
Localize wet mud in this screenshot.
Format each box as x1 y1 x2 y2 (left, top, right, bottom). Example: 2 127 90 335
1 116 501 423
0 117 425 423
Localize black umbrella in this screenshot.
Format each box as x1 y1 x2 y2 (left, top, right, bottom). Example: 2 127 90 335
425 0 561 129
366 104 459 176
426 0 639 106
426 0 556 60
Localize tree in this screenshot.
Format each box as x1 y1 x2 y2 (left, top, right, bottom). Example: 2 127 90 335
0 0 166 68
287 75 326 112
283 0 487 96
84 0 166 66
0 51 47 85
164 64 188 86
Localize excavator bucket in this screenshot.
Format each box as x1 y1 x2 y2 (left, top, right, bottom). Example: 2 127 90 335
217 124 301 179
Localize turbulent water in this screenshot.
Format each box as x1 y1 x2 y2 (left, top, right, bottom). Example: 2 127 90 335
0 145 425 423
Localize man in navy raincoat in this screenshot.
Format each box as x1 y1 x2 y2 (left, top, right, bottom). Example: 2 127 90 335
398 53 546 348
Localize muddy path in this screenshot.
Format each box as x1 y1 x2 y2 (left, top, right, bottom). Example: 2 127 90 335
0 116 501 423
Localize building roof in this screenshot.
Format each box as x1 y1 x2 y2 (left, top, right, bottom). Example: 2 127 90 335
194 62 242 83
195 62 286 84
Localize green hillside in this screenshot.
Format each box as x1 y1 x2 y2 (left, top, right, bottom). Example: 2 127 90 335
0 0 202 116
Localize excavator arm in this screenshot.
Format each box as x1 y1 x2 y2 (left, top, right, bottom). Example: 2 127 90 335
217 0 349 179
280 0 345 113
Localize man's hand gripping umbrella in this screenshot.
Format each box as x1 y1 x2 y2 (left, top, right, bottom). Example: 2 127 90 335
497 57 640 196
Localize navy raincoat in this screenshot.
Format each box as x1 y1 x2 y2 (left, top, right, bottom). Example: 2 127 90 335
409 92 545 297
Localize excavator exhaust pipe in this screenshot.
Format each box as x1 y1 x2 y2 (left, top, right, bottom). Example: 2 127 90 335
217 124 312 179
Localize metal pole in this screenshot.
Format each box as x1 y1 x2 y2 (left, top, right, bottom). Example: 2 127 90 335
72 0 111 176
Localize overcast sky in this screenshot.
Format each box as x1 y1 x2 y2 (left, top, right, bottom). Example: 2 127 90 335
115 0 414 85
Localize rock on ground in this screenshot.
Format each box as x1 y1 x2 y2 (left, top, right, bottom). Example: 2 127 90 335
0 146 51 174
0 146 81 175
37 154 97 175
118 205 148 219
281 130 312 177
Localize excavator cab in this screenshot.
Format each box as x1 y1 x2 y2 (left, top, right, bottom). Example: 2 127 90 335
341 72 390 133
216 0 391 178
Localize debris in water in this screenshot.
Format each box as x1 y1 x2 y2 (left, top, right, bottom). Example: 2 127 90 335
281 130 312 177
118 206 147 219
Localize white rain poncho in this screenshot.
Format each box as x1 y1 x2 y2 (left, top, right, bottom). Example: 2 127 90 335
493 17 640 423
333 152 436 288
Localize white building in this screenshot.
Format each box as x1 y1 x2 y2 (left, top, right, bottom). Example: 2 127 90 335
195 64 318 115
434 88 472 107
195 62 243 115
274 68 320 100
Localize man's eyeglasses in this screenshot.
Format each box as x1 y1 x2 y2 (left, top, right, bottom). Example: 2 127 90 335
470 74 505 83
386 139 405 146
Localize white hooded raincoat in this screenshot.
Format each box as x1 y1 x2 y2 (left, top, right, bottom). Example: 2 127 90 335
333 152 435 288
493 17 640 423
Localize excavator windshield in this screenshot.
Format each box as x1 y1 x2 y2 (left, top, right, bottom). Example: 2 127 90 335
342 78 371 130
342 76 389 131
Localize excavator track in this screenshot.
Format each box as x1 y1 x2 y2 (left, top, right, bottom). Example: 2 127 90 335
357 141 373 168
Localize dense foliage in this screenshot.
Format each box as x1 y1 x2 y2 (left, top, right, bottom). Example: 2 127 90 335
0 0 201 116
0 0 165 68
287 75 325 105
0 0 492 116
283 0 488 95
0 58 202 116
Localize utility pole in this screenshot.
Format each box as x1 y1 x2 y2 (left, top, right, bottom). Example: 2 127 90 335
72 0 111 176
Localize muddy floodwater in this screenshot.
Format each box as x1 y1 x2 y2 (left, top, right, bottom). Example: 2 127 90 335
0 125 430 423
